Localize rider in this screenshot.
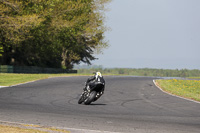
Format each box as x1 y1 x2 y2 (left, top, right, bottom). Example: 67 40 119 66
84 72 105 95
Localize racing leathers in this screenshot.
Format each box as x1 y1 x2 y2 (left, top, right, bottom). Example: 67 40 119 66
84 74 105 96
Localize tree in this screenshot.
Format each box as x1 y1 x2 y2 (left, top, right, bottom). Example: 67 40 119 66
0 0 111 68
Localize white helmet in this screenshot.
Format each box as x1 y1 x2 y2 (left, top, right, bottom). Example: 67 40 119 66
95 72 102 78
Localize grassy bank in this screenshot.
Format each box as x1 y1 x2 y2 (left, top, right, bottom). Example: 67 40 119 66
0 73 85 86
156 79 200 102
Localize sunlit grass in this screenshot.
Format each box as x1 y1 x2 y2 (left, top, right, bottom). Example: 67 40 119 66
0 73 86 86
156 79 200 101
0 125 47 133
0 124 70 133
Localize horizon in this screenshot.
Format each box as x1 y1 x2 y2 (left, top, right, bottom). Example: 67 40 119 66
91 0 200 70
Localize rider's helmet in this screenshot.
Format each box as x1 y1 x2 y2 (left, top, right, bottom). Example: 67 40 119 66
95 72 102 79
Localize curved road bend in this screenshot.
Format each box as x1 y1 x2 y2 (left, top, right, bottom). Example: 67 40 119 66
0 76 200 133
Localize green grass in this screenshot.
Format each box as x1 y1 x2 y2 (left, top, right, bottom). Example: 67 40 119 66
156 79 200 102
0 73 87 86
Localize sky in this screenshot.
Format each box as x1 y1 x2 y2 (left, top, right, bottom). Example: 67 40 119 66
91 0 200 69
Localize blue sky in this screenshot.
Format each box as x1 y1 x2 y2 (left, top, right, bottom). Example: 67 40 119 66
91 0 200 69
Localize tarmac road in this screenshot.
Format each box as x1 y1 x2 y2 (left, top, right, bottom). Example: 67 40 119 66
0 76 200 133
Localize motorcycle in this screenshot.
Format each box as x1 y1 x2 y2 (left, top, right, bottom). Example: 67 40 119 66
78 83 104 105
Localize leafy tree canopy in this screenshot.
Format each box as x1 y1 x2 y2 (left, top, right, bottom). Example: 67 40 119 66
0 0 111 68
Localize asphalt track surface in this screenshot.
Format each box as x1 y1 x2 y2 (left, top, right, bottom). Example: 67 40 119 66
0 76 200 133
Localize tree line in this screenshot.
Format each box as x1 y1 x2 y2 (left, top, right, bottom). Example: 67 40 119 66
77 67 200 77
0 0 111 69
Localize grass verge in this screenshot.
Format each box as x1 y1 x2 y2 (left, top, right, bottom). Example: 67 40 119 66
0 73 88 86
0 125 46 133
155 79 200 102
0 123 70 133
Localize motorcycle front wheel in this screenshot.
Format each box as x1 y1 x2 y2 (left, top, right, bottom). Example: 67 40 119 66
78 93 85 104
84 91 97 105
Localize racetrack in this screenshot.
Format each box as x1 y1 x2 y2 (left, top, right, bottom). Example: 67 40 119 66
0 76 200 133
